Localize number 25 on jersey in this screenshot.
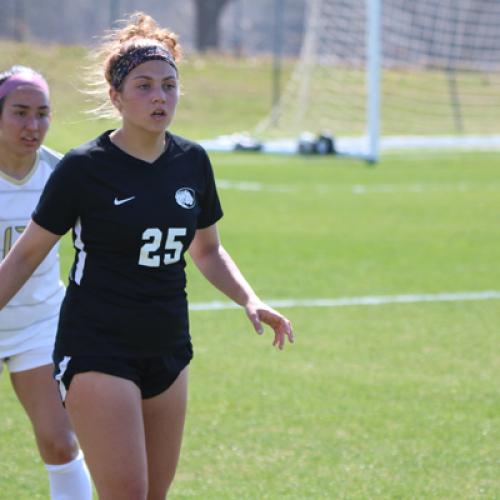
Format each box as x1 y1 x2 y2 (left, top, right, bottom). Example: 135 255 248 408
138 227 187 267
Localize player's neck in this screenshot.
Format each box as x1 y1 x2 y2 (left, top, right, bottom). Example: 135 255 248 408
110 126 167 164
0 143 37 180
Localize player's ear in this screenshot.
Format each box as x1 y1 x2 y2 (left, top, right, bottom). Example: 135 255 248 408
109 87 122 112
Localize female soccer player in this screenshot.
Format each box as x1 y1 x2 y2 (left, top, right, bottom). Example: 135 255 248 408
0 66 91 499
0 14 294 500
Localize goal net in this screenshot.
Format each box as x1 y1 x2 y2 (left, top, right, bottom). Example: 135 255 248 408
253 0 500 161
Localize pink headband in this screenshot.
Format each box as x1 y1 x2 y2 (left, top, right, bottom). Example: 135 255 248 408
0 73 50 101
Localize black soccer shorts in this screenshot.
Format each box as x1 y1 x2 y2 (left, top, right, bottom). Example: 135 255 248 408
54 342 193 401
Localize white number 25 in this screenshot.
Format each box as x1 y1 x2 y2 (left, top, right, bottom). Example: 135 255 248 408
138 227 187 267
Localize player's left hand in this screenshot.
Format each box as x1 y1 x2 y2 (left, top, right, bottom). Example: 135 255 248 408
244 299 294 349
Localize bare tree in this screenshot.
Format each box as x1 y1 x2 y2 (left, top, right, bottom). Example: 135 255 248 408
0 0 27 41
193 0 233 52
0 0 11 39
12 0 27 41
109 0 121 26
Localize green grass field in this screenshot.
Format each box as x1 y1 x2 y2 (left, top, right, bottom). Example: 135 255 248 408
1 42 499 499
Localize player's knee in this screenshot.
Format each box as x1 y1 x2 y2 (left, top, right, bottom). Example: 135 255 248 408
100 476 148 500
127 480 148 500
146 471 175 500
147 483 171 500
37 430 79 464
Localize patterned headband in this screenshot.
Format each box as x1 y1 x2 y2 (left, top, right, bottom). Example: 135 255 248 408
0 72 50 101
110 44 178 89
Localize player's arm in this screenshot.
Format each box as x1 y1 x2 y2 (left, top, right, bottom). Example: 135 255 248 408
188 224 294 349
0 220 60 310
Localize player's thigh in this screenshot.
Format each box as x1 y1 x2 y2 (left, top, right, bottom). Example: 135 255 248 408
65 371 148 499
10 362 78 463
6 317 64 432
143 366 189 498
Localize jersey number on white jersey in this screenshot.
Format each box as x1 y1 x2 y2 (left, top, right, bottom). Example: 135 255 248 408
3 225 26 257
138 227 187 267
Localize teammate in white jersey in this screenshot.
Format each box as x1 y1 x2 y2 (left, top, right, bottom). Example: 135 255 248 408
0 66 92 499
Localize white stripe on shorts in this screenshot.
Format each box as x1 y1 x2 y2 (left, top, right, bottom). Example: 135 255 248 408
55 356 72 402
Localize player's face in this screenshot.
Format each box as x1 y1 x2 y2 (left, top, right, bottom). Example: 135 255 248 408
0 86 50 157
112 60 179 135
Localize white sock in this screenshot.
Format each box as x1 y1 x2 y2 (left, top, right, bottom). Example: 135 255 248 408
45 450 92 500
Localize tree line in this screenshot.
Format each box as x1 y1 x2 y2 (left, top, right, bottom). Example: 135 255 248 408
0 0 306 54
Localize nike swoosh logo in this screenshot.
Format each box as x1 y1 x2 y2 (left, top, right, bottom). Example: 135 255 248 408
114 196 136 206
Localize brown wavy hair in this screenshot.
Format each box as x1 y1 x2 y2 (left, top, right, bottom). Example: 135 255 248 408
86 12 181 119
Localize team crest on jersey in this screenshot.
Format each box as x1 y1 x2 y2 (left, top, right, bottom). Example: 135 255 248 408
175 188 196 209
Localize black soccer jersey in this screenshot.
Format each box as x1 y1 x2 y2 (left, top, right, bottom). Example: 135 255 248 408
32 131 223 357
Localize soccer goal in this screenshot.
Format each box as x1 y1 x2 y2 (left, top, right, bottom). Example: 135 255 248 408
250 0 500 162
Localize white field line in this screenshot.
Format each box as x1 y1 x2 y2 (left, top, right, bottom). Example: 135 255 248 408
189 290 500 311
216 179 296 192
216 179 500 195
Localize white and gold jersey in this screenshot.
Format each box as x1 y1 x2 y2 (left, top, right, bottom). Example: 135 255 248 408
0 146 65 355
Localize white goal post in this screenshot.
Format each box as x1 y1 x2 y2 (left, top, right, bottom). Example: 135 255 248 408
250 0 500 162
